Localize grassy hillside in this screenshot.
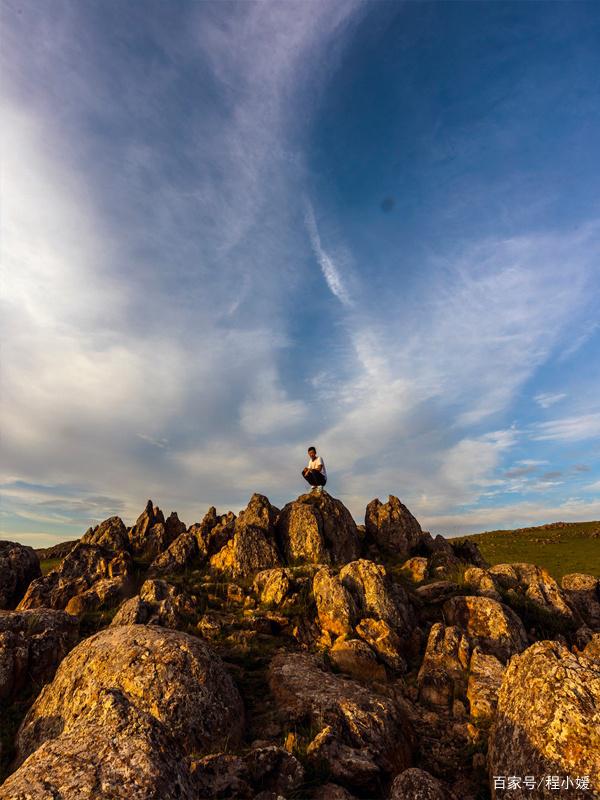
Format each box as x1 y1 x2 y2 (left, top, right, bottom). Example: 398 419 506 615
455 520 600 582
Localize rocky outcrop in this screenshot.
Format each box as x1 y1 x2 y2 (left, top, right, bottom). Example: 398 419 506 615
488 562 578 627
582 632 600 662
191 507 236 559
365 496 422 558
148 530 200 576
128 501 184 561
561 573 600 630
389 767 454 800
442 595 528 663
0 541 41 609
329 637 386 681
462 567 502 601
269 651 414 788
81 516 129 551
34 540 78 562
210 495 282 578
111 580 193 629
355 617 406 672
0 609 79 700
417 623 471 709
64 576 129 616
277 492 361 565
17 542 132 612
313 566 356 636
253 568 293 606
488 640 600 799
400 557 429 583
339 559 415 634
15 625 244 768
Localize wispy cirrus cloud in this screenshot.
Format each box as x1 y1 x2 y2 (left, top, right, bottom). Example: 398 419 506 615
534 392 567 409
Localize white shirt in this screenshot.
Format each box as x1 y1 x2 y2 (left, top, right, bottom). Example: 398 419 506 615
308 455 327 480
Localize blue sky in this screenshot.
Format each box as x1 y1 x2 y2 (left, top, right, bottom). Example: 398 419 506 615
1 0 599 546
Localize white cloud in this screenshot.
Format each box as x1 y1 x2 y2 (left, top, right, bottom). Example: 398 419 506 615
305 201 353 306
532 413 600 442
534 392 567 409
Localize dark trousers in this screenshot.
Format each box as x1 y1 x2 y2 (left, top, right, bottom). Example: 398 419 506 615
302 469 326 487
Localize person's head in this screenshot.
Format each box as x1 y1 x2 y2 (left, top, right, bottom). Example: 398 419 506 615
307 446 317 459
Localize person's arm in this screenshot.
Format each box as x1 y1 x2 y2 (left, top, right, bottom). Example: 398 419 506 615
313 457 323 472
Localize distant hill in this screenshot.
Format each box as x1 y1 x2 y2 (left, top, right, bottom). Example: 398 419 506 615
455 520 600 581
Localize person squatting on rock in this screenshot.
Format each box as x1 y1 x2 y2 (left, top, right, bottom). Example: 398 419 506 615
302 446 327 493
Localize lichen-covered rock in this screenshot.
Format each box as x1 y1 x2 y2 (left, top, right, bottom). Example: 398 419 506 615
339 559 414 633
426 536 461 580
312 784 358 800
561 573 600 630
442 595 528 663
243 745 304 796
253 568 293 606
330 638 386 682
364 496 422 559
0 609 78 700
1 690 198 800
81 516 129 551
17 542 132 611
0 541 41 609
313 567 356 636
355 618 406 672
488 562 578 627
448 538 489 569
128 500 182 561
277 492 361 565
582 632 600 663
389 767 453 800
268 651 413 788
148 530 200 576
15 624 244 765
488 640 600 798
417 623 471 709
64 576 129 616
399 557 429 583
462 567 502 601
111 580 193 629
190 507 236 559
190 753 251 800
414 580 461 605
210 525 281 578
236 493 279 534
466 646 505 723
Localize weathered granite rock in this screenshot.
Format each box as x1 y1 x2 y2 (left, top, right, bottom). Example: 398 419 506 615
111 580 193 629
364 496 422 558
443 595 528 663
64 576 129 616
189 753 251 800
488 562 578 627
268 651 414 788
148 530 200 576
561 573 600 630
426 536 461 580
190 507 236 559
313 566 356 636
466 646 505 723
0 609 79 700
488 640 600 799
277 492 361 565
400 557 429 583
582 632 600 663
35 540 78 562
355 618 407 672
243 745 304 796
414 580 461 605
15 624 244 765
462 567 502 601
449 538 489 569
81 516 129 551
237 493 279 534
17 542 132 611
128 500 182 561
1 690 198 800
417 623 471 709
312 784 358 800
330 637 386 682
0 541 41 609
251 568 289 606
389 767 452 800
339 559 415 633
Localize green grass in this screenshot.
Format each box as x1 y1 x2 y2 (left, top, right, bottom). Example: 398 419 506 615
455 520 600 582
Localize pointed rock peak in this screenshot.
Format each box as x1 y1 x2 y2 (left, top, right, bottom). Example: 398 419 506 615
237 493 278 532
365 495 422 558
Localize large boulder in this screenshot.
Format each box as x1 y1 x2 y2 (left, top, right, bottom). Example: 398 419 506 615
2 690 198 800
561 573 600 630
442 595 528 663
417 623 471 709
0 609 79 701
15 624 244 766
81 516 129 551
462 567 502 601
389 767 453 800
355 617 407 672
313 567 356 636
148 530 200 576
466 646 505 724
339 559 415 634
364 496 422 559
17 542 132 611
488 641 600 798
488 563 578 628
276 492 361 565
0 541 41 609
210 495 282 579
64 576 129 616
329 638 386 682
268 651 414 788
253 568 293 607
